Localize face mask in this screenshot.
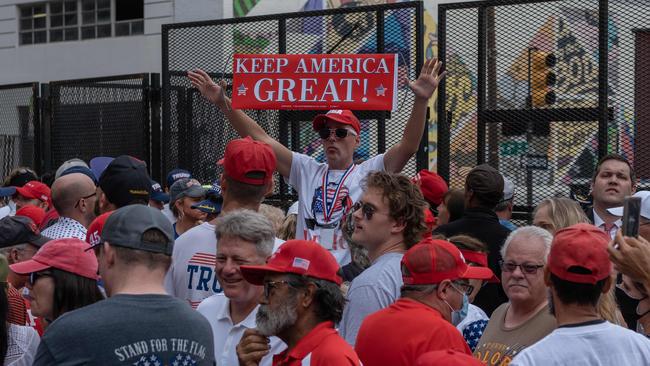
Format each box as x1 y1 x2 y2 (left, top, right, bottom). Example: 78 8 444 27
445 292 469 326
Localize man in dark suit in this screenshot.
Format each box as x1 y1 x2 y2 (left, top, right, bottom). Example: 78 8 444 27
584 153 636 239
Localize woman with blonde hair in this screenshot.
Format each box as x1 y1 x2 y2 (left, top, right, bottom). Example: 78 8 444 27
533 197 626 326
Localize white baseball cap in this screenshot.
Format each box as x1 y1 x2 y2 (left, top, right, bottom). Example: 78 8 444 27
607 191 650 219
502 175 515 201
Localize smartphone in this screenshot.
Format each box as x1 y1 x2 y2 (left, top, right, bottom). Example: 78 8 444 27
622 196 642 238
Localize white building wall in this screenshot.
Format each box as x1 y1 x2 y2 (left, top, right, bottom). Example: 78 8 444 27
0 0 178 84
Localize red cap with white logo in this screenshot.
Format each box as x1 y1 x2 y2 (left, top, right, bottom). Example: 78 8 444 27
312 110 361 134
240 240 342 285
15 181 51 207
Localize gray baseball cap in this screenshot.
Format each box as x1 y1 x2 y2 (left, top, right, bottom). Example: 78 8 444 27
101 204 174 255
169 178 205 204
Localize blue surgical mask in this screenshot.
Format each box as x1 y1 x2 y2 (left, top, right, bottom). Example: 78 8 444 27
445 292 469 326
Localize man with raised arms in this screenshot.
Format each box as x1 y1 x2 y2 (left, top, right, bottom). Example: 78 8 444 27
189 58 445 264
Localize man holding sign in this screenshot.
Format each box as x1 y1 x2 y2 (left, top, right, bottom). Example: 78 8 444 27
188 57 444 264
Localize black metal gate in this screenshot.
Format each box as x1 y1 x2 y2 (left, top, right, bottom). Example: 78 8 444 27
0 83 40 180
438 0 650 223
41 74 160 180
162 2 424 205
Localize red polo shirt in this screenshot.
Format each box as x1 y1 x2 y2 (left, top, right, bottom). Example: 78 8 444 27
355 298 471 366
273 321 361 366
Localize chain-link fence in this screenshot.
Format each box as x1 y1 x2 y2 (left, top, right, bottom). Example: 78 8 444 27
438 0 649 223
162 2 424 207
44 74 159 178
0 83 39 180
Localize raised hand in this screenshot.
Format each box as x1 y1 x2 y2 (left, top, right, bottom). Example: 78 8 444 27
608 230 650 288
408 57 446 101
187 69 231 110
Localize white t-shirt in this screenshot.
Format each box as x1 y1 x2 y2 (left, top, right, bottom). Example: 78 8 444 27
197 293 286 366
511 320 650 366
5 324 39 366
340 252 403 346
165 222 284 308
288 152 385 265
165 222 220 308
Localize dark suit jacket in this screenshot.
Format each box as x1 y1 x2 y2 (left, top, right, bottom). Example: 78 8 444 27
433 207 511 316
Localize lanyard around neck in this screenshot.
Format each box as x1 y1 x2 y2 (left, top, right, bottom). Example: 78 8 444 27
321 164 356 223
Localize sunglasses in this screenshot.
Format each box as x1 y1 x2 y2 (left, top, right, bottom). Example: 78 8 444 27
352 201 390 221
318 128 357 140
29 271 53 286
499 260 544 275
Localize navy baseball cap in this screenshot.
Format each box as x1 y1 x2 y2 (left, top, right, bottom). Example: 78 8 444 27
98 155 151 207
150 180 170 203
191 182 222 214
90 157 114 181
0 187 16 197
166 169 191 189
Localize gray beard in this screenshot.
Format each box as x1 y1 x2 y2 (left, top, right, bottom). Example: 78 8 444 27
256 295 298 336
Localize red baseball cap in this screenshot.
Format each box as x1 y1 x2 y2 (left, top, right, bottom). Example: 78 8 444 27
10 238 98 280
15 205 46 228
459 249 499 283
416 350 484 366
312 110 361 135
548 223 611 284
401 239 496 285
423 209 435 238
15 181 51 207
86 211 113 247
218 137 276 186
240 240 342 285
412 170 448 206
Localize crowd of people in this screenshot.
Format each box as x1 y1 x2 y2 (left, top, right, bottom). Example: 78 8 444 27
0 58 648 365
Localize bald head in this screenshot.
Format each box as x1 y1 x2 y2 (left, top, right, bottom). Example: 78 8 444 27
51 173 96 216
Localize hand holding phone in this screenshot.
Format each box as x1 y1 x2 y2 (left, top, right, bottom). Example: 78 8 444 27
622 196 642 238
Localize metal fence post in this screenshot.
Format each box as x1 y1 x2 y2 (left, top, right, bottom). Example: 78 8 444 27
150 73 162 182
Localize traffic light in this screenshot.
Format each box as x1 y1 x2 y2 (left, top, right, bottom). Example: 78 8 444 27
531 51 556 107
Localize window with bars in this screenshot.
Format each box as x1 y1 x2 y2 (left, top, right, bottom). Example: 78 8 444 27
18 0 144 45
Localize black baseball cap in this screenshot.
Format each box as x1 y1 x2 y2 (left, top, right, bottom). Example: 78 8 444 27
465 164 504 207
98 155 151 208
8 170 38 188
100 204 174 255
0 216 51 248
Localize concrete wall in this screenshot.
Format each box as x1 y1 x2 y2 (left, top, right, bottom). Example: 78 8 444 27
0 0 176 84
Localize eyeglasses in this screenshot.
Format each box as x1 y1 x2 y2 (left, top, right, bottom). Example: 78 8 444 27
451 281 474 296
263 280 294 298
74 192 97 208
352 201 389 221
318 128 357 140
499 260 544 275
29 271 52 286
